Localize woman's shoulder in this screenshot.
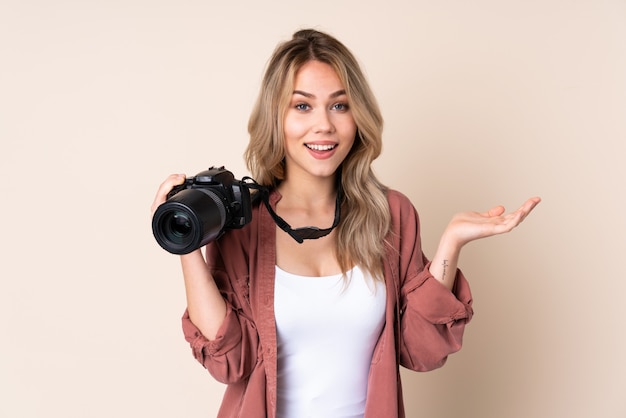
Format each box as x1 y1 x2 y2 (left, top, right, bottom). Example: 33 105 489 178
385 188 416 212
385 189 422 236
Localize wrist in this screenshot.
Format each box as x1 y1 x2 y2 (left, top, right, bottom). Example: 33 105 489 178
439 228 464 253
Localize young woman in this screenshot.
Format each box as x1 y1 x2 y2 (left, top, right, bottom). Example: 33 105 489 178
151 29 540 418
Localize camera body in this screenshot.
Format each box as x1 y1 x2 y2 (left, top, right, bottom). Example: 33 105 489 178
152 166 252 254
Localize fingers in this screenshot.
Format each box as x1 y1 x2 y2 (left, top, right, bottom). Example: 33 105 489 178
516 196 540 211
526 196 542 212
486 205 506 217
487 197 541 230
499 196 541 231
486 197 540 219
515 196 542 222
150 173 186 215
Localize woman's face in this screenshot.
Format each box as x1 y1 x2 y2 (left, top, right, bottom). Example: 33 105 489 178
282 60 357 182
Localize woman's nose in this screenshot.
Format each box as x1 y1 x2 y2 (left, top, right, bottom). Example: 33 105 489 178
313 110 335 134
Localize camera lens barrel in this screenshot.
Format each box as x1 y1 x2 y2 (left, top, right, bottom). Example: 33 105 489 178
152 188 228 254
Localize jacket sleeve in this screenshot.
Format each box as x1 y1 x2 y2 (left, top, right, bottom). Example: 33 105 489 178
389 190 474 372
181 233 260 384
399 262 473 371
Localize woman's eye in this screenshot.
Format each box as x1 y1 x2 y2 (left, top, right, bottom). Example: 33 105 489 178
295 103 310 111
332 103 349 111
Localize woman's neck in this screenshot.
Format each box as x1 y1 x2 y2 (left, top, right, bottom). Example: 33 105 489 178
277 175 338 208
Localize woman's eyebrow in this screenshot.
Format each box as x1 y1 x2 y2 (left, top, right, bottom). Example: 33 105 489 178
293 89 347 99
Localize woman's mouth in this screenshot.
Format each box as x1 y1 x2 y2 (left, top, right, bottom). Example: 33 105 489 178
305 143 337 151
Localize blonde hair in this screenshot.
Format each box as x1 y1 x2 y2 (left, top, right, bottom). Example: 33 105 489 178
245 29 391 279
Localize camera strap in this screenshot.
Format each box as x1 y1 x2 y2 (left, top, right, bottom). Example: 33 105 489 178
251 181 342 244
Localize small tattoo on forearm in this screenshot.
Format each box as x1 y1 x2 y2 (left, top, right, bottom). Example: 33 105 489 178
442 260 449 280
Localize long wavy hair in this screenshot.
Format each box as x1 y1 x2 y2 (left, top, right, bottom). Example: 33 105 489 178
245 29 391 280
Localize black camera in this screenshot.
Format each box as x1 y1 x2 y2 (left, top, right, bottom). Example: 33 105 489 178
152 166 252 254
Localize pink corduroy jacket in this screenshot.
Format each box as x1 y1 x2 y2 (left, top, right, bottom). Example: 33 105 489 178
182 189 474 418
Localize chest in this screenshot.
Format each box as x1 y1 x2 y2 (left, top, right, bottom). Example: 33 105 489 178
274 266 386 336
274 227 342 277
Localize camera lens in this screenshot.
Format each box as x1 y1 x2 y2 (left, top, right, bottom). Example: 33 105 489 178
152 188 228 254
164 211 192 240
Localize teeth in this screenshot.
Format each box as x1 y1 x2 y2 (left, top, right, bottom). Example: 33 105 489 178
306 144 336 151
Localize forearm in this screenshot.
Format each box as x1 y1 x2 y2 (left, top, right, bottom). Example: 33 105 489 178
429 232 462 291
180 249 227 340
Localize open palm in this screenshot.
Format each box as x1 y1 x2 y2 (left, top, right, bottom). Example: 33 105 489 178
446 197 542 247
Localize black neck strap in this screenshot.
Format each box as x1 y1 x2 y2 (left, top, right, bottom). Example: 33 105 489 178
261 185 342 244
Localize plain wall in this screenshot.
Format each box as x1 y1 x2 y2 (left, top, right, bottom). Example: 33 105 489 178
1 1 625 417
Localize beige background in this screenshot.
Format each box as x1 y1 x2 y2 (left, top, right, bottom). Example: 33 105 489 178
1 1 625 417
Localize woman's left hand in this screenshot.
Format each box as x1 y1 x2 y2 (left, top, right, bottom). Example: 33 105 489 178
443 196 542 248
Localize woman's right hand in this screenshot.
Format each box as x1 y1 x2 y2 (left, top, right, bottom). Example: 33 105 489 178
150 173 187 216
151 173 228 339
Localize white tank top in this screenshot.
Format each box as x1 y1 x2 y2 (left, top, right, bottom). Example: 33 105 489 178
274 265 386 418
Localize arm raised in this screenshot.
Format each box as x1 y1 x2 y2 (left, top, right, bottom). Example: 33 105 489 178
151 173 227 340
